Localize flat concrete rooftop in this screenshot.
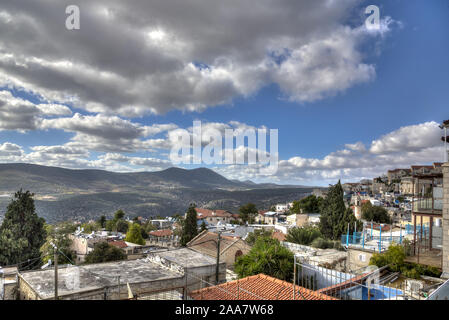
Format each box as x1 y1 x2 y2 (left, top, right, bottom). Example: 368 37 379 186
149 248 218 268
20 259 183 300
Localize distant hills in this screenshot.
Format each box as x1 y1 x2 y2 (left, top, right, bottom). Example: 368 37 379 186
0 163 318 223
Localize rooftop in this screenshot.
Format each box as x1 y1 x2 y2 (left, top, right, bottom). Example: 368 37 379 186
149 229 173 237
189 274 337 300
148 248 218 268
19 259 183 300
187 231 242 258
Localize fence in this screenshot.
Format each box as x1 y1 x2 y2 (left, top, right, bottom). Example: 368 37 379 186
295 260 426 300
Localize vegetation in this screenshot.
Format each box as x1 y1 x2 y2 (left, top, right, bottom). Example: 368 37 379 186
125 223 146 245
239 203 258 224
200 220 207 232
369 243 441 279
98 215 107 228
285 226 321 246
40 223 77 265
290 195 323 214
361 202 391 224
105 209 129 233
245 229 273 246
235 238 294 281
319 181 362 240
85 242 126 264
0 190 46 269
181 204 198 246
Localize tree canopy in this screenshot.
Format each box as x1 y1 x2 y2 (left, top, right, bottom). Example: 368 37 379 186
125 223 146 245
244 229 273 246
285 226 322 246
85 241 126 264
319 181 362 240
361 202 391 224
234 238 294 281
290 195 323 214
239 203 258 224
181 204 198 246
0 190 46 269
40 223 76 265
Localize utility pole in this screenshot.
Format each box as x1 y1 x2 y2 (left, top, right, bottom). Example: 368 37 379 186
50 242 58 300
215 232 221 284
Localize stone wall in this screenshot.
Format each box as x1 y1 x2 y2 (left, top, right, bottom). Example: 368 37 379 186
442 163 449 278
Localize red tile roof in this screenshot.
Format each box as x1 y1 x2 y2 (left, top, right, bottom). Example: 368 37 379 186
149 229 173 237
108 240 128 249
195 208 233 219
189 274 338 300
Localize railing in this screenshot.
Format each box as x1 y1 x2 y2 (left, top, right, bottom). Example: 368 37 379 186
412 198 443 212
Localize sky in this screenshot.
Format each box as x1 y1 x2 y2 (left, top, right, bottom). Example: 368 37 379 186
0 0 448 186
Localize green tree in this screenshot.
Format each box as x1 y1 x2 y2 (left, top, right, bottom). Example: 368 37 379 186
244 229 273 246
319 181 362 240
85 242 126 264
98 215 107 228
125 223 146 245
200 220 207 232
361 202 391 224
234 238 294 281
290 195 323 214
181 204 198 246
40 224 76 265
116 220 129 233
0 190 46 269
285 226 322 246
114 209 125 220
239 203 258 224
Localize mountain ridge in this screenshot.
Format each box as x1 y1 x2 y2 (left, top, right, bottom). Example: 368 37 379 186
0 163 319 223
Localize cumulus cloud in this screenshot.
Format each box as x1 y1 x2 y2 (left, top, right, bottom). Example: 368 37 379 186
369 121 442 154
0 90 73 131
214 122 445 185
0 0 391 116
0 121 444 185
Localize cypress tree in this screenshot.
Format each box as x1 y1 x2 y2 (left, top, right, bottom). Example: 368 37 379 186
319 181 361 240
0 190 46 268
181 204 198 246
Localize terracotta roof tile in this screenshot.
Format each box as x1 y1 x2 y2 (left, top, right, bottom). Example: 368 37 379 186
149 229 173 237
108 240 128 249
195 208 233 219
190 274 338 300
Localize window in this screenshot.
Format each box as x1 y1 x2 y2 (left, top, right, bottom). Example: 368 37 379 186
358 254 366 262
235 250 243 262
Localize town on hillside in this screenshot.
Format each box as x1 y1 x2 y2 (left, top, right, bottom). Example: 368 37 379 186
1 119 449 301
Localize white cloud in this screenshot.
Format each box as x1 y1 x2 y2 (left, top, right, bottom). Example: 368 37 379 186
0 0 393 116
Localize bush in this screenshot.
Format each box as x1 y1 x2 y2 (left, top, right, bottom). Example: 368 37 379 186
286 226 322 246
235 238 294 281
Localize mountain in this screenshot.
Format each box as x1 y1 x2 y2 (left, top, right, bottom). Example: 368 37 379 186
0 163 318 223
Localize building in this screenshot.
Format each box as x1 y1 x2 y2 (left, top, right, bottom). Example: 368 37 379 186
443 162 449 278
255 211 277 224
150 219 173 230
187 231 251 270
286 213 310 227
189 274 337 300
69 232 112 263
194 208 233 226
387 169 411 184
17 248 225 300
